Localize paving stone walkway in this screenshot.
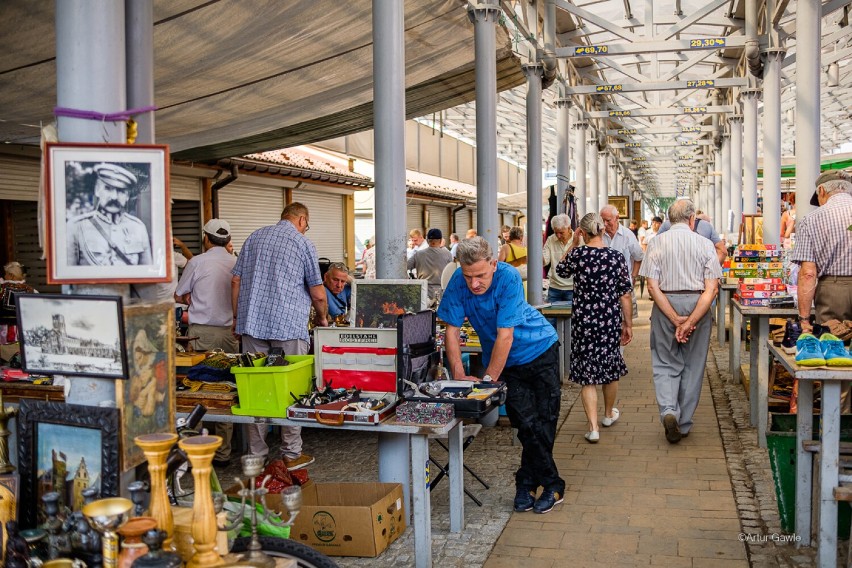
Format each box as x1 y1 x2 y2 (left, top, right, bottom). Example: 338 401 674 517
224 296 841 567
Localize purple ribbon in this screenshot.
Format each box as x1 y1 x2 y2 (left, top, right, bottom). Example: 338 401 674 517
53 105 157 122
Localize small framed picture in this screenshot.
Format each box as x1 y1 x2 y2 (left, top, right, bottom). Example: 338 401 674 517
116 302 176 471
16 293 128 378
17 400 120 528
608 196 629 219
45 143 172 284
351 279 429 328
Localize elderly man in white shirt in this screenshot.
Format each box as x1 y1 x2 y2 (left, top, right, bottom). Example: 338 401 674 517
639 199 721 444
600 205 643 316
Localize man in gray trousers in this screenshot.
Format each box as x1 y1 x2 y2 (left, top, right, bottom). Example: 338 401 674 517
639 199 721 443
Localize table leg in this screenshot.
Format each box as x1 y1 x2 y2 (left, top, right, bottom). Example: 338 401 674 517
556 317 567 383
756 318 769 448
410 434 432 568
379 433 411 520
717 288 728 347
447 422 464 533
749 316 758 427
818 381 841 568
730 307 742 379
565 316 572 373
795 379 813 547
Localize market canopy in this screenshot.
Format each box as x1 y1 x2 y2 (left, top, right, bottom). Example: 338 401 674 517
0 0 525 161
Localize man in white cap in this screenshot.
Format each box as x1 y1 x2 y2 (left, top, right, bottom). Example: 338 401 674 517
67 162 152 266
175 218 238 465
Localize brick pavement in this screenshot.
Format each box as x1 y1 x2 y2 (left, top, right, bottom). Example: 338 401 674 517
224 296 835 567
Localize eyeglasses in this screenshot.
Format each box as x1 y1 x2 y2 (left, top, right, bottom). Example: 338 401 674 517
328 262 349 273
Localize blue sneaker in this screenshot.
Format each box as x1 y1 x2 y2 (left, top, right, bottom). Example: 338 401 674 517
819 333 852 367
533 490 563 514
795 333 826 367
513 487 535 512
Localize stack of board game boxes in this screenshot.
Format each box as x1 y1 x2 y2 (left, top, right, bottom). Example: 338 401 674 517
725 245 788 307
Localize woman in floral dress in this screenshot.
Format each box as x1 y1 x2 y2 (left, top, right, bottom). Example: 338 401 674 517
556 213 633 443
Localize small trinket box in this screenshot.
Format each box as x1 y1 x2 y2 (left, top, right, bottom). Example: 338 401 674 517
395 401 455 425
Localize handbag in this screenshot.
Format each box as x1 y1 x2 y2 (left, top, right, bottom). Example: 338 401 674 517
0 283 34 315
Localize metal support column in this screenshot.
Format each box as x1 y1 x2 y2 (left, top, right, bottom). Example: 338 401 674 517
713 148 722 233
468 1 501 251
795 0 821 219
524 63 544 306
575 118 588 218
373 0 408 280
556 97 572 214
588 138 599 214
728 115 744 241
56 0 128 407
125 0 155 144
372 0 412 534
598 151 608 213
721 133 731 236
762 48 786 246
741 89 760 216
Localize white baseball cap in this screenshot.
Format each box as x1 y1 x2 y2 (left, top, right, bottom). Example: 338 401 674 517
203 219 231 237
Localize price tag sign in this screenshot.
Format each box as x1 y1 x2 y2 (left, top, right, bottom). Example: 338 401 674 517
617 128 636 134
596 84 623 92
681 126 701 133
573 45 608 55
683 106 708 114
609 110 631 117
689 38 726 48
625 142 641 148
686 79 715 89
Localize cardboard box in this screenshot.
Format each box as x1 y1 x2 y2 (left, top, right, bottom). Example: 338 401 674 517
290 482 406 557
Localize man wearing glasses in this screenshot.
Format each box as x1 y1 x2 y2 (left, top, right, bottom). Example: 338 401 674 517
232 202 328 470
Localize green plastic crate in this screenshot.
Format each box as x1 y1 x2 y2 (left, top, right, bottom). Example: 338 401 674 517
231 355 314 417
767 413 852 535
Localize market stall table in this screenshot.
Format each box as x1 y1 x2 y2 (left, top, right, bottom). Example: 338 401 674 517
178 409 466 568
729 299 800 447
717 282 737 346
768 343 852 567
535 303 572 383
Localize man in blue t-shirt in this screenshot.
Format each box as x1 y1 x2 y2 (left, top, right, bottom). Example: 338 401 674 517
437 237 564 515
323 262 352 322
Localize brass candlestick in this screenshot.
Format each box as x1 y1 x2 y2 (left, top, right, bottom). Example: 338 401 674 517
134 433 178 550
178 435 224 568
0 390 19 474
82 497 132 568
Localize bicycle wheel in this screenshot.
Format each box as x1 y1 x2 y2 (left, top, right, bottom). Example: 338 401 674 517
231 535 340 568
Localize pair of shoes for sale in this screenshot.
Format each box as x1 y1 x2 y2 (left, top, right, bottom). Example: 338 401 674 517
795 333 852 367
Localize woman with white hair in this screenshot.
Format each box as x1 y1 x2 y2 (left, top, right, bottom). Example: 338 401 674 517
556 213 633 443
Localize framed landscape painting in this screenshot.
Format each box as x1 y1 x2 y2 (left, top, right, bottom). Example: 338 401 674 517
16 293 127 378
352 279 428 328
17 400 119 528
45 143 172 284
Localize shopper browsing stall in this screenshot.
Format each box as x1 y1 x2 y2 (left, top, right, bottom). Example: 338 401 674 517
232 202 328 470
323 262 352 322
437 237 564 514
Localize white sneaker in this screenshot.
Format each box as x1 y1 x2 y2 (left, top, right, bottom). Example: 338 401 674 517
584 431 600 443
601 408 620 427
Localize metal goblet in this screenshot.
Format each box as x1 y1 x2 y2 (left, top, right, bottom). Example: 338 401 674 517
82 497 133 568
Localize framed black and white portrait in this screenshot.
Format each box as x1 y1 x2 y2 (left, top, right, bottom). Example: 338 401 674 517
45 143 172 284
15 293 128 379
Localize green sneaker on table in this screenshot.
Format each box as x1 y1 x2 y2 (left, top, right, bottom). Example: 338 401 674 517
819 333 852 367
795 333 826 367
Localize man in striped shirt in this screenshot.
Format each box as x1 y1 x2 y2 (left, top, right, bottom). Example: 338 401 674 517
792 170 852 333
639 199 722 443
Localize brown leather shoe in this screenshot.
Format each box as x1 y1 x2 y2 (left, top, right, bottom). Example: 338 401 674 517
284 453 315 471
664 414 682 444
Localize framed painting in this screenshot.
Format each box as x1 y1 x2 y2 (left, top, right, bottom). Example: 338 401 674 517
351 279 428 328
608 196 629 219
45 143 172 284
16 293 128 378
17 400 119 528
0 474 19 564
116 302 176 471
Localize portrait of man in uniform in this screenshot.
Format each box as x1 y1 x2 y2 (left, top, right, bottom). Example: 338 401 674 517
66 162 153 267
46 144 171 284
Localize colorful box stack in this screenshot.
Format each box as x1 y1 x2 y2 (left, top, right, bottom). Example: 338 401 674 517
734 278 788 307
724 244 785 280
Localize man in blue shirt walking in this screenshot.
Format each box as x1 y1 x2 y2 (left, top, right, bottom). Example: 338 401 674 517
438 237 564 514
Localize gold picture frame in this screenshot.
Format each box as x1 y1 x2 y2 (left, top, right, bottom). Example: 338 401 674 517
608 196 629 219
116 302 176 471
